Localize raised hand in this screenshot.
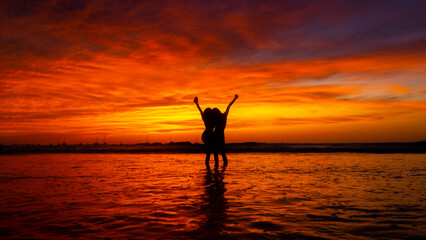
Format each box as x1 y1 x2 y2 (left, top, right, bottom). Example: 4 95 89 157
194 97 198 104
224 94 238 116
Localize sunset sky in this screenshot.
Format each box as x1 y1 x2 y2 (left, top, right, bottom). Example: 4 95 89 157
1 0 425 144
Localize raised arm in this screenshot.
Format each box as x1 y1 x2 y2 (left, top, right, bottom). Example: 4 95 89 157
193 97 203 118
224 94 238 117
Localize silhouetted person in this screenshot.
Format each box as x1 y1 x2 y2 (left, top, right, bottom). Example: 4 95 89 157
194 97 214 167
213 94 238 167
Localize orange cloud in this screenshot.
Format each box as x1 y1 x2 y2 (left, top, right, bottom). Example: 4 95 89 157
0 1 425 144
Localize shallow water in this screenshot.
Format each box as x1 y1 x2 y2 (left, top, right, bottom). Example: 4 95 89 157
0 153 425 239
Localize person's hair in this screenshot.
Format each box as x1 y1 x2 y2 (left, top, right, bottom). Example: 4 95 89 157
212 108 222 123
212 108 221 115
204 108 212 115
203 108 213 124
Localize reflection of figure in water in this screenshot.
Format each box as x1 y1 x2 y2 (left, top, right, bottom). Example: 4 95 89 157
194 97 215 166
198 166 227 238
194 95 238 168
212 94 238 168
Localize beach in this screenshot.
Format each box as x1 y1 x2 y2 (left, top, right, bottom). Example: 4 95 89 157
0 153 425 239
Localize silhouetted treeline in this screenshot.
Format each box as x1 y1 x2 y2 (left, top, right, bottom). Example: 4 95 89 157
0 141 425 154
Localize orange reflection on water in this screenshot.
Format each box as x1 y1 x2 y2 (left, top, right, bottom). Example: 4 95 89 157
0 153 424 239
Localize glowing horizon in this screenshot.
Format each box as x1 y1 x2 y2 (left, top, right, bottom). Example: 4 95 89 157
1 1 425 144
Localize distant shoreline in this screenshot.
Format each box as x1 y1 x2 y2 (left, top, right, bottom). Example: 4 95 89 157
1 141 425 154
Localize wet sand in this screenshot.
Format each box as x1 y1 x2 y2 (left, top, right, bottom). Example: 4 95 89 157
0 153 425 239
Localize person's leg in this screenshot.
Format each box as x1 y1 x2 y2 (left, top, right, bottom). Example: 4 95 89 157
221 151 228 166
205 144 211 169
214 151 219 168
205 151 210 169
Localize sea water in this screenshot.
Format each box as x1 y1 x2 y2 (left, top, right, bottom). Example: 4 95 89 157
0 153 425 239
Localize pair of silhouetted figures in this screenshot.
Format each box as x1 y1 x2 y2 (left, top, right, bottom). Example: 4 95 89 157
194 94 238 168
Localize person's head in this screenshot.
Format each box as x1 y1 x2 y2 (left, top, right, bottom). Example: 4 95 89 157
204 108 212 117
212 108 222 122
203 108 213 124
212 108 221 115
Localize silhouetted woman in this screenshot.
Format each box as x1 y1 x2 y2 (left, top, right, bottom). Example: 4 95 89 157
194 97 215 167
212 94 238 167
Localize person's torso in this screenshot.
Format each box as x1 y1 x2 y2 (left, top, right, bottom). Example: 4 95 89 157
214 114 227 132
203 116 214 131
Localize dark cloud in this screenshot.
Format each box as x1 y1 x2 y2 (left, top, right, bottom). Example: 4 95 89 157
1 0 425 71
